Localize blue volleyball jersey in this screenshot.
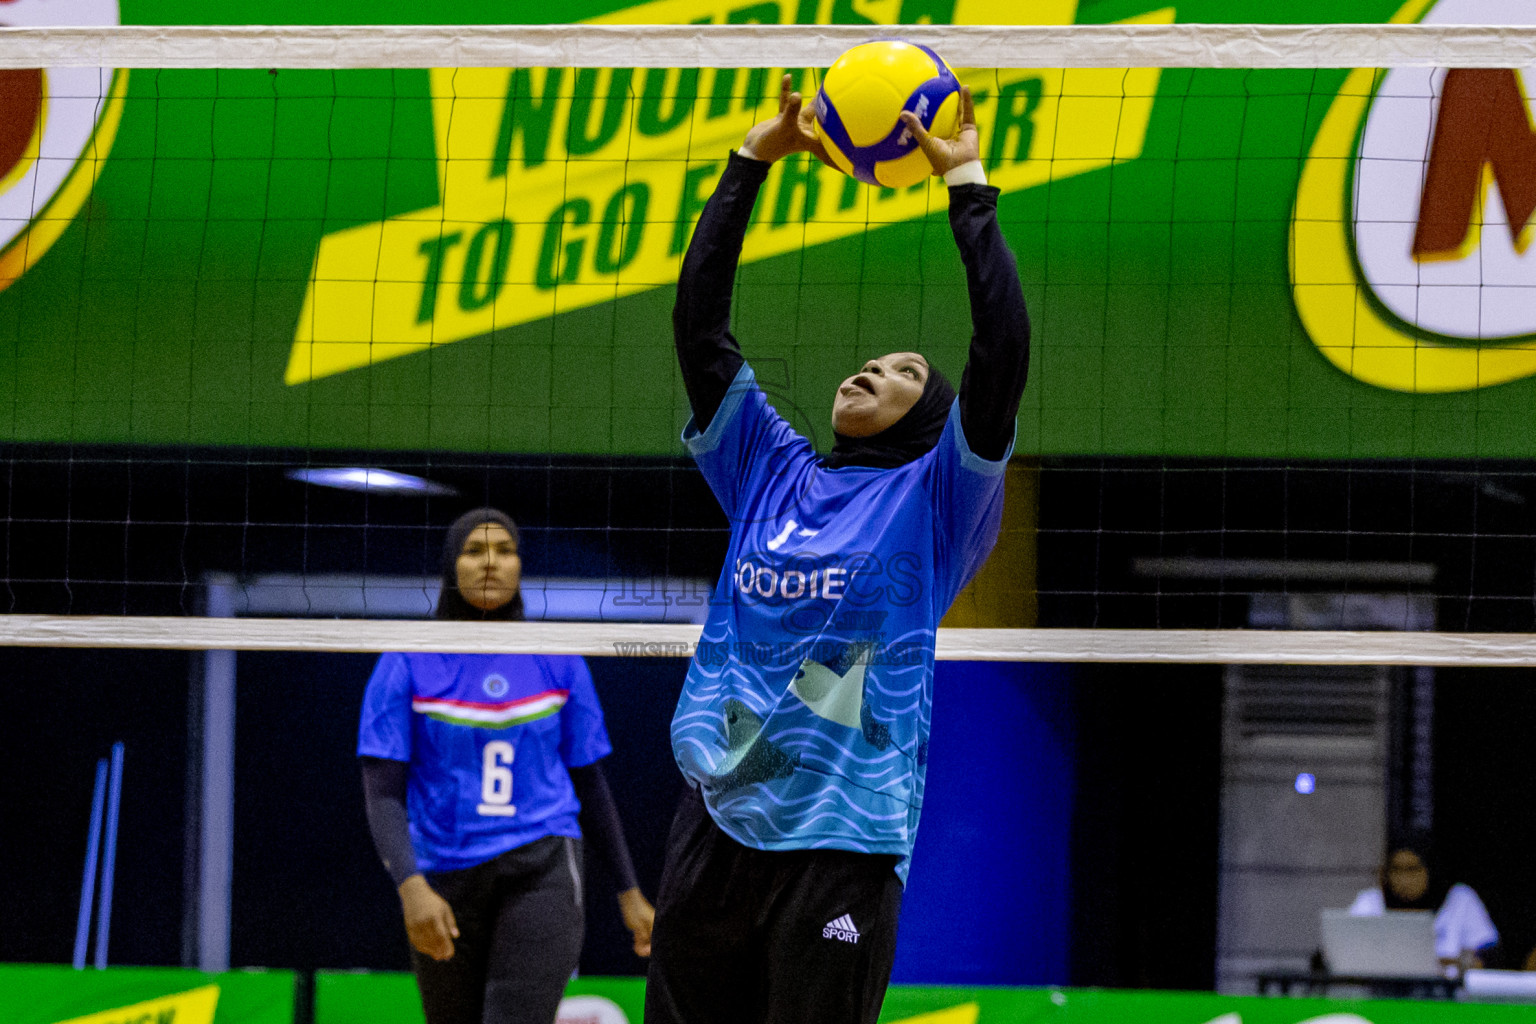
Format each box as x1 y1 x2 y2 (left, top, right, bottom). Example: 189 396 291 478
674 362 1011 882
358 652 611 873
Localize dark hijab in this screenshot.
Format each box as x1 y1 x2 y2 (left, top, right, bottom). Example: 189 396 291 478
435 507 524 621
1381 845 1450 911
822 361 958 470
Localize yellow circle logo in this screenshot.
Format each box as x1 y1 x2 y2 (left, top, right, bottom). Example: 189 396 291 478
1292 0 1536 392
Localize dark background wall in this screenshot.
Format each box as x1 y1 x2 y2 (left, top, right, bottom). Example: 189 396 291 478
0 645 1192 986
1435 669 1536 971
8 635 1534 984
0 648 190 966
1068 664 1224 989
5 446 1536 986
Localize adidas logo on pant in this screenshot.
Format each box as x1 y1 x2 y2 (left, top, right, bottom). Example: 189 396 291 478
822 914 860 944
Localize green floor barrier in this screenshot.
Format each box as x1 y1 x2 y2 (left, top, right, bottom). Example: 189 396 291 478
0 964 293 1024
880 986 1536 1023
313 972 1536 1024
315 973 645 1024
8 965 1536 1024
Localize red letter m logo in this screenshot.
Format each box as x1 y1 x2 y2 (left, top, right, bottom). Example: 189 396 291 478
1413 69 1536 261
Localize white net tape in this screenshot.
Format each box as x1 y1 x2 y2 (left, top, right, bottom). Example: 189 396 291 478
8 21 1535 665
4 616 1536 666
4 23 1536 70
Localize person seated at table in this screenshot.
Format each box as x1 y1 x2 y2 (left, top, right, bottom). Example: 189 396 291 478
1349 846 1499 969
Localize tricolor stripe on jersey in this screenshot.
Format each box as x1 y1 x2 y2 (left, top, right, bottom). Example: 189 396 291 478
412 689 569 729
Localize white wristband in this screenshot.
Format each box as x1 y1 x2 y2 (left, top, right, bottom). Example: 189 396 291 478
943 160 987 187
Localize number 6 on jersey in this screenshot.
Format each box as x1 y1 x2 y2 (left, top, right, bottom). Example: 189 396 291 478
478 740 517 816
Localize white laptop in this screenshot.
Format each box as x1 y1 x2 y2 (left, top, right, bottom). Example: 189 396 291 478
1320 908 1443 977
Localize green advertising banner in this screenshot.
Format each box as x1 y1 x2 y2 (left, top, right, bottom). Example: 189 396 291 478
314 972 1536 1024
316 972 648 1024
884 986 1536 1023
0 964 294 1024
10 967 1536 1024
7 0 1534 458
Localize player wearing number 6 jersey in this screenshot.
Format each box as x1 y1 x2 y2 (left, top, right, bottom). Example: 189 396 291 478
358 508 654 1024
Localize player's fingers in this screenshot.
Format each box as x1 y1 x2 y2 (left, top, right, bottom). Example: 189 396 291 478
633 921 653 957
959 84 976 132
430 917 455 960
899 110 938 157
409 921 448 961
798 118 836 167
444 904 460 940
777 72 794 112
785 91 803 123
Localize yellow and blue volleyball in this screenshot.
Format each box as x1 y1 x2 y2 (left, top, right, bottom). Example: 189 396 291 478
812 40 961 189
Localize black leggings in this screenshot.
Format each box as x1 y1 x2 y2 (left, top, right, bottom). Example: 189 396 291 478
645 789 903 1024
411 835 585 1024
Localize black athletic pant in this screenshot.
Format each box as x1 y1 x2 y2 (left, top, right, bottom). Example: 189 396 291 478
645 789 904 1024
411 835 585 1024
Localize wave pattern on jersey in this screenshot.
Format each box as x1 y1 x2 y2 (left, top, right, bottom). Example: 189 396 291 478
672 628 937 870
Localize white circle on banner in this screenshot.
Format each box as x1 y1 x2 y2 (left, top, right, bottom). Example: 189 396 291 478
0 0 121 256
1353 0 1536 340
555 995 629 1024
482 674 509 698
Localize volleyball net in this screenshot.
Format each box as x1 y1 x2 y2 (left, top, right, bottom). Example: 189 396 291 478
13 13 1536 989
5 15 1536 661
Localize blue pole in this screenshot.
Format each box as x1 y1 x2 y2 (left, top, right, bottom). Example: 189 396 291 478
73 758 108 970
93 742 125 970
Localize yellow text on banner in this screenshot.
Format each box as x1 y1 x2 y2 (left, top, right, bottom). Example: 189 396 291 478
288 0 1174 384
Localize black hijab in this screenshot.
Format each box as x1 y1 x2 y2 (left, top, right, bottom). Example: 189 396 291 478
436 507 524 621
1380 844 1450 911
822 361 958 470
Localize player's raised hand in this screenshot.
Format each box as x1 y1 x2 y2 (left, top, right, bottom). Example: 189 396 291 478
399 874 459 961
740 74 831 166
900 84 979 177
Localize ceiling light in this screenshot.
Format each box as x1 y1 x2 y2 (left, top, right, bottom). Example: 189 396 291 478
287 467 456 496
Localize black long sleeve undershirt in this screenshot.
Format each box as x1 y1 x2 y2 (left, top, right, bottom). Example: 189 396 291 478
568 761 640 892
673 152 1031 456
672 153 761 431
360 756 418 886
359 755 638 892
948 179 1031 460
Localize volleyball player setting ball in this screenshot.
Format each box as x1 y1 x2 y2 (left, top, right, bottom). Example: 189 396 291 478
645 46 1031 1024
358 508 654 1024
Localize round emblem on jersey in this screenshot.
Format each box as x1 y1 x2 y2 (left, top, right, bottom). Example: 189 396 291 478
482 673 510 698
